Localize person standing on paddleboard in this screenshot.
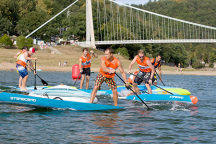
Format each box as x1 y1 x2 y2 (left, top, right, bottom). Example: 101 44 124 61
79 48 98 89
128 49 155 94
90 47 129 106
14 46 28 88
16 47 37 91
151 54 162 85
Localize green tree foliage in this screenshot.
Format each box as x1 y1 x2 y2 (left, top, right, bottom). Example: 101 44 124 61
0 34 13 46
114 47 129 59
0 14 13 35
16 36 33 49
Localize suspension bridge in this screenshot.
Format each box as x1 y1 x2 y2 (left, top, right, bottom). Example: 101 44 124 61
26 0 216 48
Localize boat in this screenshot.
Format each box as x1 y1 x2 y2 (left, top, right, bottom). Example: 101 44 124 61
79 85 191 96
119 93 198 104
0 92 124 111
28 85 98 103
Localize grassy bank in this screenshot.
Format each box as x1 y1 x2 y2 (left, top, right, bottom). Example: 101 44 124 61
0 45 216 76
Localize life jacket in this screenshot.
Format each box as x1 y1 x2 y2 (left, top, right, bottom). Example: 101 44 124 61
127 71 139 84
80 53 91 68
16 52 31 67
151 58 161 70
17 50 25 61
99 56 119 78
136 55 151 72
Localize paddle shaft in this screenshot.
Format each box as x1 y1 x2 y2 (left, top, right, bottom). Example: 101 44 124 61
26 64 48 86
155 71 165 86
73 72 81 86
34 60 37 90
115 73 151 109
129 72 174 95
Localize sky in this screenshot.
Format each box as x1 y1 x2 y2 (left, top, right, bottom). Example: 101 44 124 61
115 0 150 5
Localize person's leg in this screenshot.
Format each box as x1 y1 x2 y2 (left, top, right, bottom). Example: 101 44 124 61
112 89 118 106
90 73 104 103
19 76 22 88
80 74 85 89
90 85 100 103
86 76 90 90
85 68 91 89
21 75 29 91
146 83 152 94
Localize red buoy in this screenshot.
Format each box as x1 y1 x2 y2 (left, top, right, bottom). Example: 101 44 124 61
72 64 81 79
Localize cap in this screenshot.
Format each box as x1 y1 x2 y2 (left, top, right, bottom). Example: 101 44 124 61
29 47 36 53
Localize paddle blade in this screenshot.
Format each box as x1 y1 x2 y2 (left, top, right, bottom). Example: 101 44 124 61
41 79 48 86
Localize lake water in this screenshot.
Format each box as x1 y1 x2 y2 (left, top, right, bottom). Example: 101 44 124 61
0 71 216 143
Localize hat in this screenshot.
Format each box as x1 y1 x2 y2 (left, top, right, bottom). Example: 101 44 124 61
29 47 36 53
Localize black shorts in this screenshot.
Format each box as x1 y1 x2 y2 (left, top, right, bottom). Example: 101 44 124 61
82 67 91 76
152 73 157 83
134 71 151 85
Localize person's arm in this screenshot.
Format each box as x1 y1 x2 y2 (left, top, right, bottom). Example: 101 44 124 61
24 52 37 61
100 57 114 73
118 60 129 86
90 51 98 58
14 51 21 58
147 59 155 85
28 60 36 75
79 58 83 72
128 55 137 73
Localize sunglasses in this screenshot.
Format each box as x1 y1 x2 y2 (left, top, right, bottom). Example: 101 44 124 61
139 56 144 58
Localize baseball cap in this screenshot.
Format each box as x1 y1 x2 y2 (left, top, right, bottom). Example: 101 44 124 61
29 47 36 53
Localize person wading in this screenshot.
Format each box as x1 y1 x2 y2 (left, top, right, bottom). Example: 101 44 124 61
16 47 37 91
79 48 98 89
90 47 129 106
128 49 155 94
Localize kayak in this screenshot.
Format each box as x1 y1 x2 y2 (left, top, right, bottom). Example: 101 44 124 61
0 92 123 111
119 93 198 104
28 85 98 103
79 85 191 96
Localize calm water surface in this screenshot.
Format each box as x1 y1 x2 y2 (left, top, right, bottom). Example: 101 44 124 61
0 71 216 143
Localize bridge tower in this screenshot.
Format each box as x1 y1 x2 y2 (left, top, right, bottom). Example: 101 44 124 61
86 0 96 48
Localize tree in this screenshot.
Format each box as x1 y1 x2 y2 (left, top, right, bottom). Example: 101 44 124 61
0 14 13 35
0 34 13 46
16 36 33 49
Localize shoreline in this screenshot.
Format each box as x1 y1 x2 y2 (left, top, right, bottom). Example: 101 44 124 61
1 63 216 76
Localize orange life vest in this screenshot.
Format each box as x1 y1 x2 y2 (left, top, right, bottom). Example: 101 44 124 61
99 56 119 78
127 71 139 84
16 52 31 67
151 58 161 70
80 53 91 68
136 55 151 72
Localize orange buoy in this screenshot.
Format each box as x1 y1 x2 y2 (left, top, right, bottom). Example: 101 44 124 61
72 64 81 79
190 96 198 104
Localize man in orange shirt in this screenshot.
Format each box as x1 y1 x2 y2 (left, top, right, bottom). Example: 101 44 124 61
79 48 98 89
90 47 129 106
128 49 155 94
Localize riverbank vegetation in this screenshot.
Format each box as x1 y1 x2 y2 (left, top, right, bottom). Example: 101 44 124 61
0 0 216 68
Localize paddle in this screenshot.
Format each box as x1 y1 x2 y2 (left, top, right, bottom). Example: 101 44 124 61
155 71 165 86
129 72 174 95
34 60 37 90
73 72 81 86
115 73 151 110
26 64 48 86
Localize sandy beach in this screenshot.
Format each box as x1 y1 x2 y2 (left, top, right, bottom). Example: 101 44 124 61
0 46 216 76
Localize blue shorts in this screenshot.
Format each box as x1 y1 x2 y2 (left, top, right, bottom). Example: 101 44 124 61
16 64 28 78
